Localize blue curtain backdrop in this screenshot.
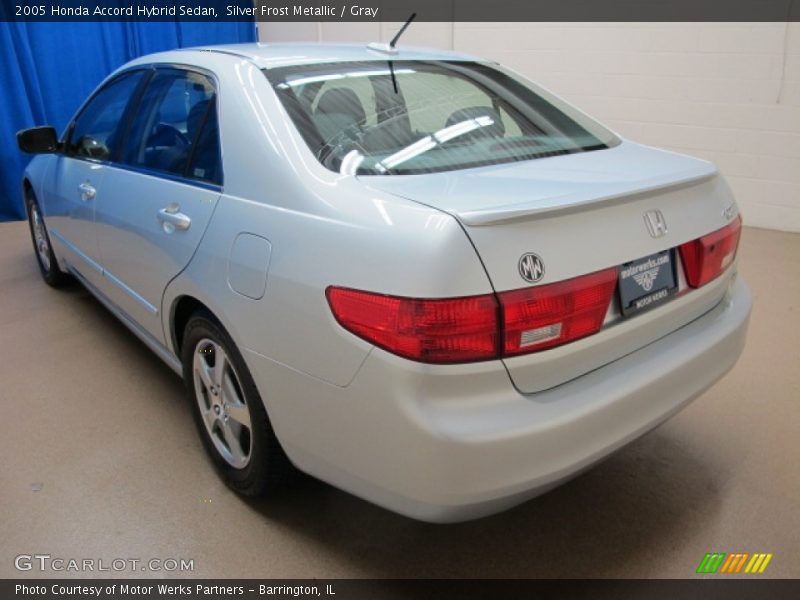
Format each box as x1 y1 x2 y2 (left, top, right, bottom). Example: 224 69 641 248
0 20 255 221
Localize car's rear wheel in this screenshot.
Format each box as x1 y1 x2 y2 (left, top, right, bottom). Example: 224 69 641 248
26 192 70 287
181 311 293 496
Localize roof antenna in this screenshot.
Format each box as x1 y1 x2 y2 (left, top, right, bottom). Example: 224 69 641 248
367 13 417 55
390 13 416 48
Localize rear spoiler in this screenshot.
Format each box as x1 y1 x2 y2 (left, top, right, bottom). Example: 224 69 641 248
456 167 718 227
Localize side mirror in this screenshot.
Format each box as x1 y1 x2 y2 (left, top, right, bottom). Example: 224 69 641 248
17 126 59 154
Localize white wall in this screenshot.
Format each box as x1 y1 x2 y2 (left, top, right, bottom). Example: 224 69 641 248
258 22 800 232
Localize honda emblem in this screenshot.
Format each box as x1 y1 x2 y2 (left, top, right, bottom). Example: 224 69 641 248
644 210 668 238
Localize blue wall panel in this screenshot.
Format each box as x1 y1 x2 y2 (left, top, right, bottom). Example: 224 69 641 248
0 21 255 221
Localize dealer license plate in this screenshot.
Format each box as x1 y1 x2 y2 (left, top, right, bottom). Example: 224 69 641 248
618 249 678 317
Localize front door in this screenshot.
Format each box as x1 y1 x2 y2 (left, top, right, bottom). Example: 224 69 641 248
44 70 146 288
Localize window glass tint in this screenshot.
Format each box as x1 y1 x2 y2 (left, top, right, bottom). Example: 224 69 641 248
399 72 522 138
67 71 144 161
186 97 221 185
266 61 620 176
400 71 492 133
121 70 221 184
308 75 378 142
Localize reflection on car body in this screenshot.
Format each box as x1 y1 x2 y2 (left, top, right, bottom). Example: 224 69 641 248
18 42 751 522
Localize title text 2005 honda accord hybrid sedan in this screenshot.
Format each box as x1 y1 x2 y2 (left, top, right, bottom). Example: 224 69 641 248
18 43 751 522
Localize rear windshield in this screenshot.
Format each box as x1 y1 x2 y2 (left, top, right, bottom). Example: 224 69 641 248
264 60 620 176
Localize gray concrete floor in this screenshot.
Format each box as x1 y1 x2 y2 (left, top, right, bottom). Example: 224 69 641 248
0 221 798 579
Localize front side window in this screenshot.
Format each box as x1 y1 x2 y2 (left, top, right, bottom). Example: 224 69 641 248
265 60 620 176
66 70 145 161
120 69 221 185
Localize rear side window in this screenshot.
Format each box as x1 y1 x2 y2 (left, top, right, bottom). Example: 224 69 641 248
120 69 222 185
66 71 145 161
266 60 620 176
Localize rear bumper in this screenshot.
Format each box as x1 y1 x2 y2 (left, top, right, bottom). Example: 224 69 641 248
245 276 752 523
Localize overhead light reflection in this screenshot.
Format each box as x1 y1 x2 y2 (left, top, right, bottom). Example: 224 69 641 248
377 136 436 171
377 116 495 171
282 68 415 89
339 149 365 176
372 198 394 226
434 116 493 144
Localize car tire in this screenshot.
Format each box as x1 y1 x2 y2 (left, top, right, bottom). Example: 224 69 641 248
181 310 293 496
26 192 71 287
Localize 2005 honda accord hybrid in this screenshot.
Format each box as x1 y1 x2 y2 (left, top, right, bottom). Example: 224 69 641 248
18 42 751 522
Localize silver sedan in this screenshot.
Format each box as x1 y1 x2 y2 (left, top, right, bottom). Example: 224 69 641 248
17 43 751 522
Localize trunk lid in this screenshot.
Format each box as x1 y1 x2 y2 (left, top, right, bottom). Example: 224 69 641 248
360 141 739 393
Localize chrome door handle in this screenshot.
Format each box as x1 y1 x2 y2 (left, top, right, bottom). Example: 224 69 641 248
78 182 96 201
157 204 191 233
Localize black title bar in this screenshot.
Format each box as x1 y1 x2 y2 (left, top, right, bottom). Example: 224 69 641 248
1 0 799 22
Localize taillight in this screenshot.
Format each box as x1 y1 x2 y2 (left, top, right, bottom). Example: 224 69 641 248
325 287 499 364
327 269 617 363
679 216 741 288
500 268 618 355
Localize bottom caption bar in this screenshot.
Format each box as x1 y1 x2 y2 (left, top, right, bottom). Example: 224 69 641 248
5 579 800 600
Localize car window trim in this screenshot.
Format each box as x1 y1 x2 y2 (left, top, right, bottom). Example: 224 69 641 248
182 96 217 180
61 63 224 190
105 162 223 192
109 67 157 164
115 64 224 187
63 68 152 162
265 60 621 175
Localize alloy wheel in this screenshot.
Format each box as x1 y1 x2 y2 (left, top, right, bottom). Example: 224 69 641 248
30 204 51 272
193 338 253 469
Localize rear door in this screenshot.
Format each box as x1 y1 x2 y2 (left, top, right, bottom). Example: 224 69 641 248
94 67 222 344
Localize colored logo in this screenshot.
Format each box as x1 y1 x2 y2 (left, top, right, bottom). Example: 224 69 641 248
696 552 773 574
